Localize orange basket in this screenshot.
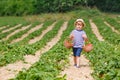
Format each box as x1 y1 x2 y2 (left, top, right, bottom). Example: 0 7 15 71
83 43 93 52
64 39 73 49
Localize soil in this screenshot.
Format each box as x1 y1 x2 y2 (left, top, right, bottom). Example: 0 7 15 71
61 54 94 80
2 24 22 33
11 24 43 43
89 19 104 41
2 24 31 41
0 25 9 31
0 22 68 80
104 21 120 34
28 22 57 44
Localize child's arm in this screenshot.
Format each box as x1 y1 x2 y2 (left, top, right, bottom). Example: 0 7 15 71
69 34 74 40
82 34 89 48
82 34 88 42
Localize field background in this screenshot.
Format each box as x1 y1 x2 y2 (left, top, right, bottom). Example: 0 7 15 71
0 0 120 80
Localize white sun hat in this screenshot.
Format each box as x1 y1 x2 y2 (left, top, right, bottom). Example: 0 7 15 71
75 18 85 27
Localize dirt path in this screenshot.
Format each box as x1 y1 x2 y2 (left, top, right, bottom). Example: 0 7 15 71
2 24 22 33
61 54 94 80
11 24 43 43
28 22 57 44
2 24 31 41
104 21 120 34
0 22 68 80
0 26 6 30
0 25 9 31
89 19 104 41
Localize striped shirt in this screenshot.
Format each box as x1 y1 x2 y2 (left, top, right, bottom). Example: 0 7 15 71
71 29 86 48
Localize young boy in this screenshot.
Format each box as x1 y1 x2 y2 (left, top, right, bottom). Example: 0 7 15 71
69 19 88 68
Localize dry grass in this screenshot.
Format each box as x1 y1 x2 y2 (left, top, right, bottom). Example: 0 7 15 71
23 12 77 23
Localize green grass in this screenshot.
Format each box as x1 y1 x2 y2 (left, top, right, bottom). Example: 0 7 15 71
0 16 29 26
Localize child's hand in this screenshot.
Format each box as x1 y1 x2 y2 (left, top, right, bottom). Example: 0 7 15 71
69 34 74 40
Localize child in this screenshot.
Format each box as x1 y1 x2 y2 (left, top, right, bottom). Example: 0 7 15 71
69 19 88 68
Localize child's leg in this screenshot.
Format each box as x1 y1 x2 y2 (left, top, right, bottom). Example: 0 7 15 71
74 56 77 65
73 48 77 65
76 56 80 67
73 48 82 67
76 48 82 67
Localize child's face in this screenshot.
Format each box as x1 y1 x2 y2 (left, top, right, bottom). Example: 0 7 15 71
75 21 83 30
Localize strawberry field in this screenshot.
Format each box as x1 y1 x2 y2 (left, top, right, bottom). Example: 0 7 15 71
0 9 120 80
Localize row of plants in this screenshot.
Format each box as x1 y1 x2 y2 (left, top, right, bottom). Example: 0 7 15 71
92 17 120 45
0 20 55 53
0 20 55 63
16 20 55 45
0 22 29 40
0 24 22 34
105 17 120 32
5 20 55 55
0 25 7 30
0 25 10 33
6 22 40 43
0 20 64 67
12 19 74 80
3 24 32 41
84 19 120 80
0 23 30 52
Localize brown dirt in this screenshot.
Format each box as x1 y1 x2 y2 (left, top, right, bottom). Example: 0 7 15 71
0 22 68 80
61 54 94 80
89 19 104 41
2 24 22 33
11 24 43 43
104 21 120 34
28 22 57 44
2 24 31 41
0 25 9 31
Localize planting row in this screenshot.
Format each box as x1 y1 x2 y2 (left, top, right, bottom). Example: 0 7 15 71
0 20 64 66
84 19 120 80
12 19 75 80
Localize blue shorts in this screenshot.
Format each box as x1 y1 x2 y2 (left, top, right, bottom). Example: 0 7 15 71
73 48 82 57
